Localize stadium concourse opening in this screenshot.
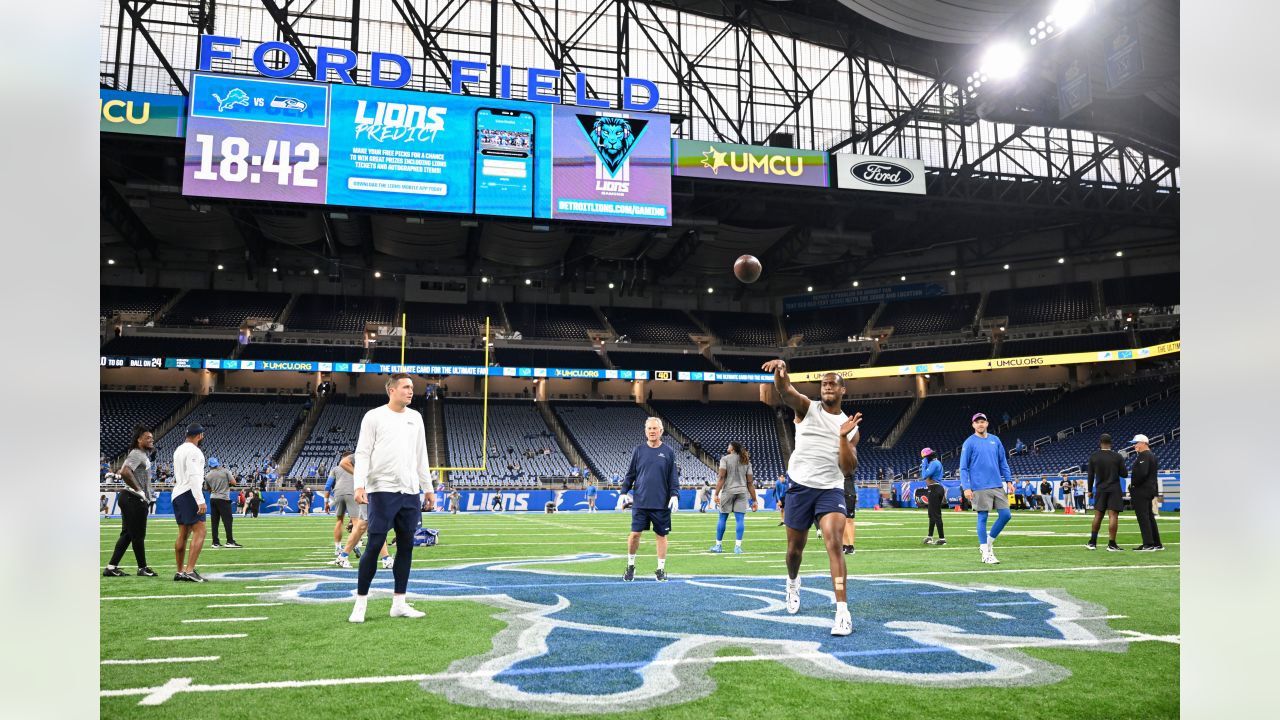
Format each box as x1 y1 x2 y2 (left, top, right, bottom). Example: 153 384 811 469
99 0 1179 717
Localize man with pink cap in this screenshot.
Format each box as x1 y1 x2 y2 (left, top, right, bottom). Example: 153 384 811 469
920 448 946 545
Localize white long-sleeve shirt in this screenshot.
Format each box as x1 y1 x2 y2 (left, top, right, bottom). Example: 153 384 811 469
353 404 434 495
172 441 206 503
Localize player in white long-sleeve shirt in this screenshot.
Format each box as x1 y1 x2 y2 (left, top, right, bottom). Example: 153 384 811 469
349 374 437 623
171 424 209 582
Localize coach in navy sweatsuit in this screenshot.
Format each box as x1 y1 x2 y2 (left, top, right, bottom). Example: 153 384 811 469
620 416 681 582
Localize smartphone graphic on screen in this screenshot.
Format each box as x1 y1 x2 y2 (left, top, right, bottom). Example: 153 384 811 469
473 108 536 218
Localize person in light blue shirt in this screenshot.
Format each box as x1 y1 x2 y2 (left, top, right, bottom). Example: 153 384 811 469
959 412 1013 565
920 448 946 545
585 480 598 513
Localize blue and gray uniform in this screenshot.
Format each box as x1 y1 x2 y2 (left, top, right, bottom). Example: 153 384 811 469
327 465 360 518
959 433 1012 512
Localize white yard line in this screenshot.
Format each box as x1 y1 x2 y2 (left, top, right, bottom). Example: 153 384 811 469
182 617 269 623
148 634 248 641
205 602 283 608
101 656 220 666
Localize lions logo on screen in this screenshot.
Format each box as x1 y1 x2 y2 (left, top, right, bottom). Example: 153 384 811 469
212 88 250 112
217 555 1136 714
576 114 649 194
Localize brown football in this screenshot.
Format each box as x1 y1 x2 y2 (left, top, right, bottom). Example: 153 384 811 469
733 255 763 283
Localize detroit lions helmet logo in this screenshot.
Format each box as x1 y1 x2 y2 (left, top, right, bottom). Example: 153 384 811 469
216 555 1133 714
576 115 648 176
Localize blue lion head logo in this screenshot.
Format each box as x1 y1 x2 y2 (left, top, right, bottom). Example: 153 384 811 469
575 115 648 176
212 88 250 112
212 554 1132 714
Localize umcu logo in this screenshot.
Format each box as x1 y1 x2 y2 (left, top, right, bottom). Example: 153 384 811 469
700 145 805 177
353 100 447 143
576 114 649 195
214 555 1133 714
849 161 914 186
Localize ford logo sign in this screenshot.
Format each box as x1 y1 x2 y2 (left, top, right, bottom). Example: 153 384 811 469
850 161 913 186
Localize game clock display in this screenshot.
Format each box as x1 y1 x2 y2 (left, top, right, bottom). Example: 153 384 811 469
183 74 330 204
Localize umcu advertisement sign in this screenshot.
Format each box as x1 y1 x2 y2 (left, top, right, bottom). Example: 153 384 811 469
671 140 828 187
834 154 927 195
100 89 186 137
550 107 672 225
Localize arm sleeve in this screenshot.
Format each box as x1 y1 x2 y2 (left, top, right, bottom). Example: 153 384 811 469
324 473 335 494
620 450 637 495
353 413 376 491
958 441 971 491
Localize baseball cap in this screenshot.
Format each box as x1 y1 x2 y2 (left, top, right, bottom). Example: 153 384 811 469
208 457 220 468
186 424 205 436
1130 434 1150 444
920 448 934 458
971 413 987 422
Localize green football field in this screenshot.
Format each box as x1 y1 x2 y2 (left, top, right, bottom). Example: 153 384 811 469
100 508 1179 719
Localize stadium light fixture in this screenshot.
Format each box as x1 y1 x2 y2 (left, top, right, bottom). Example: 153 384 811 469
313 268 320 275
1115 250 1124 257
807 286 814 292
271 266 278 273
980 42 1026 80
900 275 906 281
1058 257 1066 264
374 271 382 278
1003 263 1010 270
608 282 615 289
950 270 957 276
1050 0 1093 32
707 287 714 294
217 264 224 270
852 281 859 287
999 326 1006 332
525 278 532 285
107 258 115 265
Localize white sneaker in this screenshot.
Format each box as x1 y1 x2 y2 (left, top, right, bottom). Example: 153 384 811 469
390 603 425 618
381 555 395 570
785 581 801 614
982 549 1000 564
831 609 853 636
348 606 366 623
335 555 352 569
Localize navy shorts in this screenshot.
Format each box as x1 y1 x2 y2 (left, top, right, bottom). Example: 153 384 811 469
366 492 421 536
172 492 206 526
631 507 672 536
783 480 847 531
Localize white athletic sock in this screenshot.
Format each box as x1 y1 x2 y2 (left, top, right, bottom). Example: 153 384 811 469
787 577 801 589
392 594 407 609
353 595 368 612
627 554 636 565
734 540 742 548
980 543 990 553
335 541 343 552
657 558 666 570
836 601 848 614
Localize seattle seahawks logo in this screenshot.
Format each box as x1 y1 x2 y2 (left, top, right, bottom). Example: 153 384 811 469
575 114 648 176
209 554 1140 714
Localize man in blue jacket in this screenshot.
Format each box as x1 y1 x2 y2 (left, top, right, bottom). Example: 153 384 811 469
620 417 681 582
959 412 1013 564
920 448 946 545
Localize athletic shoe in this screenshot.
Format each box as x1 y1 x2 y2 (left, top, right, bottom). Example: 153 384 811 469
187 570 206 583
923 537 934 545
1107 543 1124 552
655 569 668 582
776 521 785 526
935 538 947 546
390 603 425 618
623 565 635 582
1152 544 1165 551
842 545 856 555
1085 542 1097 550
173 572 189 582
335 555 352 569
733 545 744 555
352 545 362 559
224 542 242 549
1133 545 1154 552
102 567 125 577
708 543 723 553
831 609 853 637
137 567 157 577
211 542 222 548
785 582 801 614
381 555 395 570
981 549 1000 565
349 606 365 623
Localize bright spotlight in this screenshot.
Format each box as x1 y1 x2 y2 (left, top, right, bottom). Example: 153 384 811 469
950 270 957 276
481 276 489 283
107 258 115 265
806 286 814 292
981 42 1026 80
608 282 615 289
900 275 906 281
217 264 224 270
707 287 714 294
1058 257 1066 264
1051 0 1092 31
313 268 320 275
374 271 382 278
1003 264 1010 270
525 278 532 285
852 281 859 287
1115 250 1124 257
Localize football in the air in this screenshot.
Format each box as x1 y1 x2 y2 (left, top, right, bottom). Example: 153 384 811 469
733 254 763 283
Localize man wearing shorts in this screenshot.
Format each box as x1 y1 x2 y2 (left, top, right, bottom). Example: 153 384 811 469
709 442 756 554
449 487 460 514
620 417 680 582
585 480 598 513
959 413 1013 565
1086 433 1128 551
334 451 394 570
171 424 209 582
763 360 861 636
327 451 359 558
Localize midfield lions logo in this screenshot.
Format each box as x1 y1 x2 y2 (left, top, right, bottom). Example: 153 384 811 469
575 114 649 176
217 554 1134 714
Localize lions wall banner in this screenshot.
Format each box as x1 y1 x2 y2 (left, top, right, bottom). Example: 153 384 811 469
671 139 829 187
834 154 926 195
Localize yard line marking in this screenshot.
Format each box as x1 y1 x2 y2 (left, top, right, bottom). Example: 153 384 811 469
855 564 1178 578
245 584 302 589
977 601 1044 607
182 617 269 624
980 611 1016 620
103 593 263 601
1118 630 1181 644
101 657 219 666
918 590 974 595
148 634 247 641
205 603 283 608
100 632 1175 704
